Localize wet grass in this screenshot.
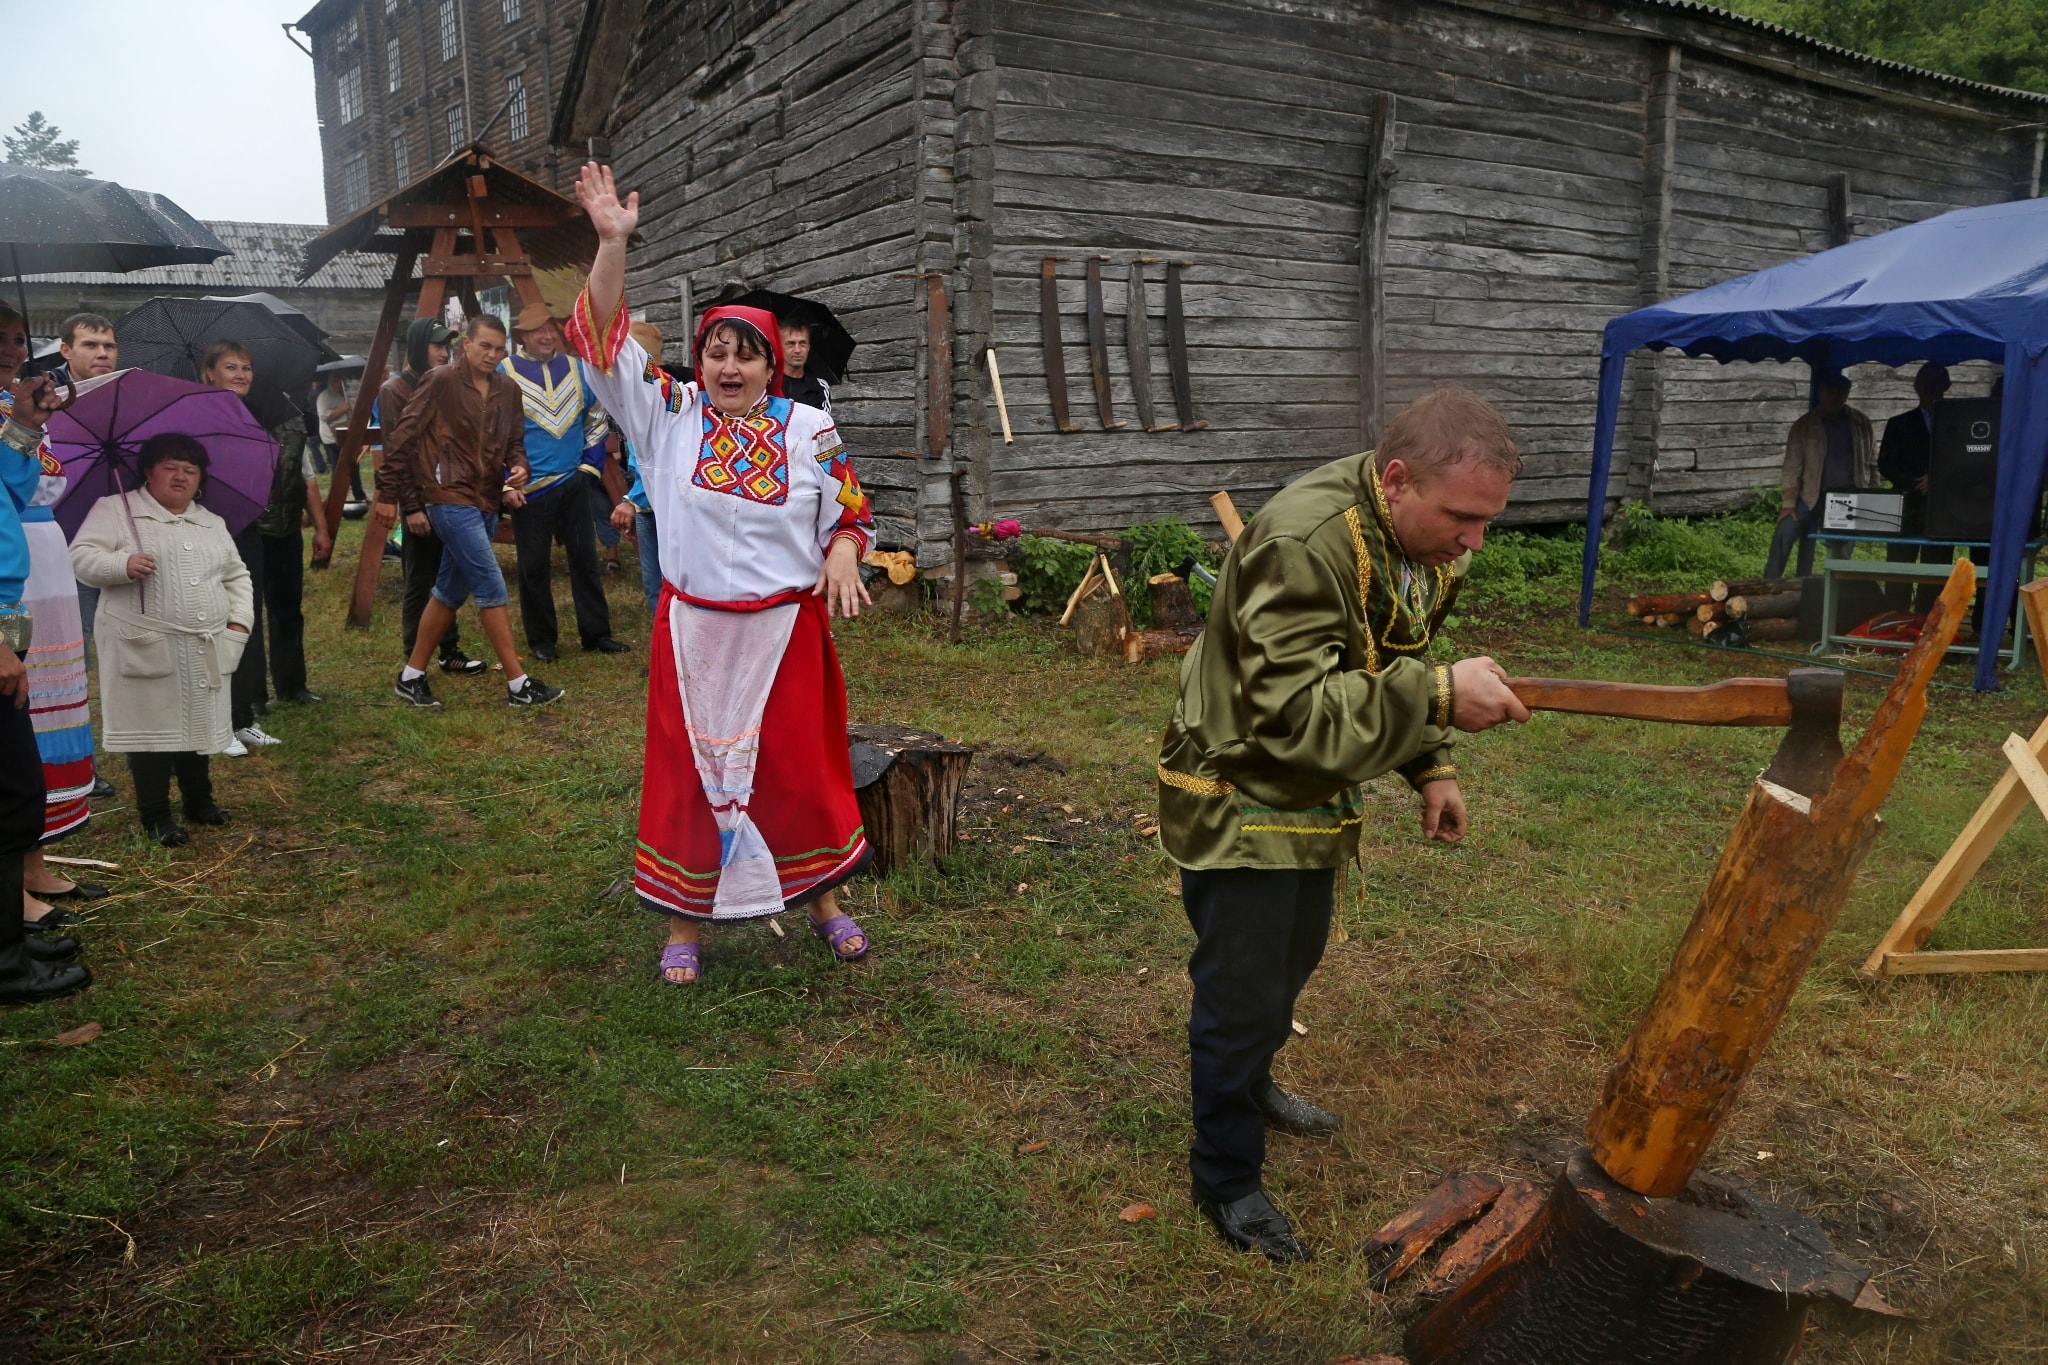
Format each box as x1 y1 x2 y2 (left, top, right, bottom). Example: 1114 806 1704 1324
1 518 2045 1362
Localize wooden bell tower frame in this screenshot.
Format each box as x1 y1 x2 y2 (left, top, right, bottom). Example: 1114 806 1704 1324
299 146 590 627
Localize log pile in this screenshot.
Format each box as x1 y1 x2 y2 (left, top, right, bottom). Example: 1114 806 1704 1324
1379 562 1977 1365
1628 579 1803 647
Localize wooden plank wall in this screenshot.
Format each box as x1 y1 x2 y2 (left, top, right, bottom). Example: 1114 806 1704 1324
599 0 929 549
980 0 2034 535
1651 51 2023 511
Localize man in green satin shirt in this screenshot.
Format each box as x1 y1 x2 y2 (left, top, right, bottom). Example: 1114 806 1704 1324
1158 388 1531 1262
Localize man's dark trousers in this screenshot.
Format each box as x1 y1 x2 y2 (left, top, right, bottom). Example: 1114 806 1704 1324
1183 866 1335 1203
0 692 47 977
400 524 460 660
230 526 268 730
512 483 612 651
261 531 307 697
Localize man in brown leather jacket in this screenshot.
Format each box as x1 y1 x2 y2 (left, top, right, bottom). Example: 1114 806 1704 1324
383 314 561 709
377 319 480 675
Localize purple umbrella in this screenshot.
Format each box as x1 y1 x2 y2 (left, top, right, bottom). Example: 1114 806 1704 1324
45 369 279 542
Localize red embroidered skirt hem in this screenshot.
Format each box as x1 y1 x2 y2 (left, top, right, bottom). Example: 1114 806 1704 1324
635 588 867 920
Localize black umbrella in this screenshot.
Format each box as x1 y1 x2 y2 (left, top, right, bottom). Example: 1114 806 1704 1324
205 291 339 361
720 288 856 382
315 354 366 374
0 164 228 274
115 297 324 431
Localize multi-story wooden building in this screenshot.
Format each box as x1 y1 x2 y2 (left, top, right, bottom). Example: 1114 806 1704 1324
552 0 2048 559
293 0 589 222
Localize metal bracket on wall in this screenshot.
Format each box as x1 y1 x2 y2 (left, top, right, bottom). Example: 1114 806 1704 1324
1039 256 1083 433
1165 261 1207 432
1085 256 1126 430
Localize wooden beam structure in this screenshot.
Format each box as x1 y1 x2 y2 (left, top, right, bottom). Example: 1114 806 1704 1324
1358 91 1396 451
310 148 585 628
1862 577 2048 976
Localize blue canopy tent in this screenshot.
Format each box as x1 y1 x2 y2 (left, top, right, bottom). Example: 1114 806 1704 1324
1578 198 2048 689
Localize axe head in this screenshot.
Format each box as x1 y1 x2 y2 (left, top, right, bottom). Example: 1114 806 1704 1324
1760 668 1846 798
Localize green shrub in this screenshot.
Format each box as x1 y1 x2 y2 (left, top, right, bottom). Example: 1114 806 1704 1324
1123 518 1218 625
1463 488 1780 608
1013 535 1094 615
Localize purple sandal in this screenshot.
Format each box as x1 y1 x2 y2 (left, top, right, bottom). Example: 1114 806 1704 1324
808 913 870 962
659 940 701 985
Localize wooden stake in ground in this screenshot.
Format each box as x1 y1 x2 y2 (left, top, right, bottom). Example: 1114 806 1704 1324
1862 576 2048 978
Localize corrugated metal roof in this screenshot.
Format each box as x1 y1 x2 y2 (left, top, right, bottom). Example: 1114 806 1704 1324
19 220 398 291
1630 0 2048 103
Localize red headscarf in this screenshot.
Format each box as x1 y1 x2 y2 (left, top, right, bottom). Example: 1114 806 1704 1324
692 305 786 399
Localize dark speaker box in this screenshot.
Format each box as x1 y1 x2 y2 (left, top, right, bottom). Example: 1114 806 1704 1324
1925 398 2000 542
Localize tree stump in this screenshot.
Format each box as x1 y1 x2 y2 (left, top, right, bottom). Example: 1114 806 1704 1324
848 724 973 876
1148 572 1201 630
1405 1149 1870 1365
1072 590 1132 659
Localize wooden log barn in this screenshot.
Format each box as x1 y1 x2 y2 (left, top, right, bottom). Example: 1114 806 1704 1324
551 0 2048 566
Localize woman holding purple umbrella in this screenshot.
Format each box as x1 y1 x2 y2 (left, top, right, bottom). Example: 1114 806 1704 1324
69 434 252 846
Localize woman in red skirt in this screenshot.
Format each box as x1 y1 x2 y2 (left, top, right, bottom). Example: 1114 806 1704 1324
567 163 874 985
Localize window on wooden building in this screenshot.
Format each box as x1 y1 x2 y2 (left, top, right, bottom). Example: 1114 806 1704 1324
387 36 401 92
438 0 458 60
506 74 528 141
447 102 466 149
340 13 359 46
338 65 363 123
503 0 522 21
391 130 411 187
342 153 369 213
385 0 397 13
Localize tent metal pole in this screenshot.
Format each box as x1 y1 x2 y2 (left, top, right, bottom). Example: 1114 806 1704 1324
1579 346 1629 626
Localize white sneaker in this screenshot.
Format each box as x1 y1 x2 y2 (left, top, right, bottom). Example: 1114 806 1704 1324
234 725 281 748
222 735 250 757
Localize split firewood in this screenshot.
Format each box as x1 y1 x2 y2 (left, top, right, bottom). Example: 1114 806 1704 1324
1639 614 1657 626
1122 626 1201 663
1686 615 1713 638
1626 591 1711 617
1655 612 1684 628
1362 1171 1504 1290
1728 589 1802 621
1711 576 1800 602
1693 602 1727 623
1421 1178 1545 1297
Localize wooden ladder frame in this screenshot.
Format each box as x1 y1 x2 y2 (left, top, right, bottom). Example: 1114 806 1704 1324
1862 578 2048 977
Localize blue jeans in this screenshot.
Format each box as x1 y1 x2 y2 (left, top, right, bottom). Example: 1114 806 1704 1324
635 508 661 614
426 504 508 610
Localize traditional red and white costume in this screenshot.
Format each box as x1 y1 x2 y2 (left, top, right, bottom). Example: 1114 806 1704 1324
566 295 874 920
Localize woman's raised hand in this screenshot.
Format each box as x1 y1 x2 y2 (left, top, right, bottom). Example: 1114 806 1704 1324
814 536 872 620
577 162 639 242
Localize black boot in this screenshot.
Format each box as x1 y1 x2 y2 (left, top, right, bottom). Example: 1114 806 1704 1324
1255 1081 1342 1139
1193 1185 1311 1263
0 851 90 1005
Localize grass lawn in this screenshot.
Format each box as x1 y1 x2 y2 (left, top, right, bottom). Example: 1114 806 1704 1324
2 514 2045 1363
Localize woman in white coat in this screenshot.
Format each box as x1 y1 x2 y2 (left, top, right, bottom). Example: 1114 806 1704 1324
69 434 252 846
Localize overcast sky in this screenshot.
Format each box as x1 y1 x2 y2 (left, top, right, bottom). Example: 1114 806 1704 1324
7 0 328 223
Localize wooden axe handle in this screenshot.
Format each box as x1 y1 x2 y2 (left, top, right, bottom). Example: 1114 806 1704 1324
1506 676 1793 727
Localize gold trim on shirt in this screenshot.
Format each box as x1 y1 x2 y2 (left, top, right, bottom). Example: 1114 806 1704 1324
1432 662 1452 727
1239 814 1365 835
1158 766 1234 796
1412 764 1457 785
1342 505 1380 675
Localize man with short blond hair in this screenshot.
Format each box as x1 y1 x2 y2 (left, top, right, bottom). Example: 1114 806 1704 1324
1157 386 1531 1262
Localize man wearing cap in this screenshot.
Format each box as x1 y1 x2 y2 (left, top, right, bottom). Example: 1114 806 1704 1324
378 318 484 676
503 301 625 661
1766 371 1876 579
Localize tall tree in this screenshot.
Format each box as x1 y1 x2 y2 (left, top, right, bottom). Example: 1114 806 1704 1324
1725 0 2048 93
3 112 88 176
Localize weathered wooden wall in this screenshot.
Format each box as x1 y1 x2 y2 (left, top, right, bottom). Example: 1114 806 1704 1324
1649 50 2022 511
977 0 2038 535
600 0 931 549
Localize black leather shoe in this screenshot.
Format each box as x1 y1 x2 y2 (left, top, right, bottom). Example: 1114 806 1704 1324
24 906 84 932
145 819 190 847
184 805 231 826
91 775 117 801
584 637 630 654
0 957 91 1004
1195 1187 1311 1263
282 689 323 704
26 934 79 961
1255 1082 1342 1139
530 645 559 663
40 880 108 902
